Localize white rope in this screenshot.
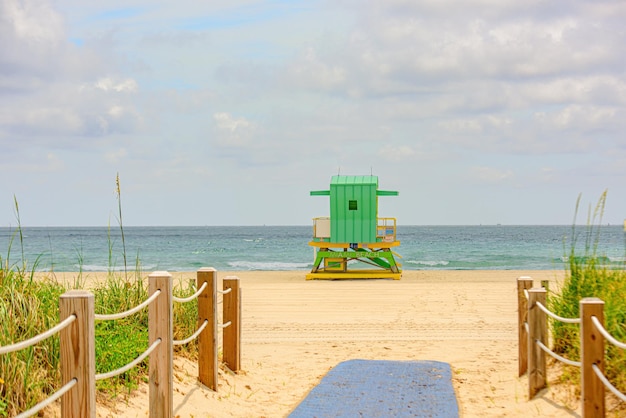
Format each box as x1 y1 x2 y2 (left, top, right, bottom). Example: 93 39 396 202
535 340 581 367
95 290 161 321
174 320 209 346
591 316 626 349
95 339 161 381
536 302 581 324
592 364 626 403
524 322 529 334
15 378 77 418
218 287 232 295
173 281 208 303
523 289 529 301
0 315 76 355
219 321 232 329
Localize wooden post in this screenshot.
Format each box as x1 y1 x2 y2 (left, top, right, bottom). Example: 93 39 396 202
149 271 173 418
197 267 218 391
60 290 96 418
223 276 241 373
517 277 533 377
580 298 605 417
541 279 550 313
528 287 547 399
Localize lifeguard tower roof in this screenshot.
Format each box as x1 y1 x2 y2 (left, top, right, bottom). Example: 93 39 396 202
311 176 398 194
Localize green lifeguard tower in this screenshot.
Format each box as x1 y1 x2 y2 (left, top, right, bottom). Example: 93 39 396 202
307 175 402 280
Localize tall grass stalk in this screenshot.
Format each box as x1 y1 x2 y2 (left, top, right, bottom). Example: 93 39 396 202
1 223 15 285
47 232 54 274
107 221 115 278
13 196 25 272
115 173 128 283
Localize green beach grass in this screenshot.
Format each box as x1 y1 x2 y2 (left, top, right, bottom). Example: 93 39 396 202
550 191 626 402
0 182 201 417
0 264 201 416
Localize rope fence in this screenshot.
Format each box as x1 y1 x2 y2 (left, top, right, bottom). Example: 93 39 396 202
0 315 76 355
517 276 626 417
172 281 208 303
0 313 79 418
0 267 241 418
174 320 209 346
14 378 77 418
96 340 162 381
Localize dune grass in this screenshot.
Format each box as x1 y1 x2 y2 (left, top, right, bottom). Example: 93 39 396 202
0 187 200 417
0 241 201 417
0 267 65 417
550 191 626 400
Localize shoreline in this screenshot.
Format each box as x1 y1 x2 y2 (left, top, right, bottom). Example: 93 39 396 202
41 270 582 417
41 268 567 285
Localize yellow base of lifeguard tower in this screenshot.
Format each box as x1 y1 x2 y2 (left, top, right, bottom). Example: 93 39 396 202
307 175 402 280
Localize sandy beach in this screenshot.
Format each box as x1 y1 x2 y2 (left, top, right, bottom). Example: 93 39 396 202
50 269 584 417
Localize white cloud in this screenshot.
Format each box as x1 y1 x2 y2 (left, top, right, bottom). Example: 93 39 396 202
470 166 514 184
0 0 143 149
0 150 65 173
101 105 142 134
16 106 83 135
528 76 626 106
377 144 416 162
1 82 142 139
94 77 138 93
439 119 483 134
287 47 347 91
535 105 620 132
293 2 626 107
2 0 64 44
213 112 252 133
212 112 263 160
104 148 128 163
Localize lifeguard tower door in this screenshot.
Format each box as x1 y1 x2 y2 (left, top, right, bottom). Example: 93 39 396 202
330 176 377 243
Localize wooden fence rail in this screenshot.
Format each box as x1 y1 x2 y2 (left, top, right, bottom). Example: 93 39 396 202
1 267 241 418
517 276 624 417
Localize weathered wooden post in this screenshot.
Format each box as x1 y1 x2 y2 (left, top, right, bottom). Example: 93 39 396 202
517 276 533 376
149 271 173 418
197 267 218 390
223 276 241 373
580 298 605 417
528 287 547 398
60 290 96 418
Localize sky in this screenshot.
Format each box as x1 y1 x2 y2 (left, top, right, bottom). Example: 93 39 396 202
2 0 626 226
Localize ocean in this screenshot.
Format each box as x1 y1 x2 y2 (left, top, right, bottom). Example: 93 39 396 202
0 225 625 273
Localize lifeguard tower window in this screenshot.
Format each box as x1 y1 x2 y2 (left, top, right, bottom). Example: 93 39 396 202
348 200 358 210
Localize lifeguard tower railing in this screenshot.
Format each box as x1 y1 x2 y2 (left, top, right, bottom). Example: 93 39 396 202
311 217 397 243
